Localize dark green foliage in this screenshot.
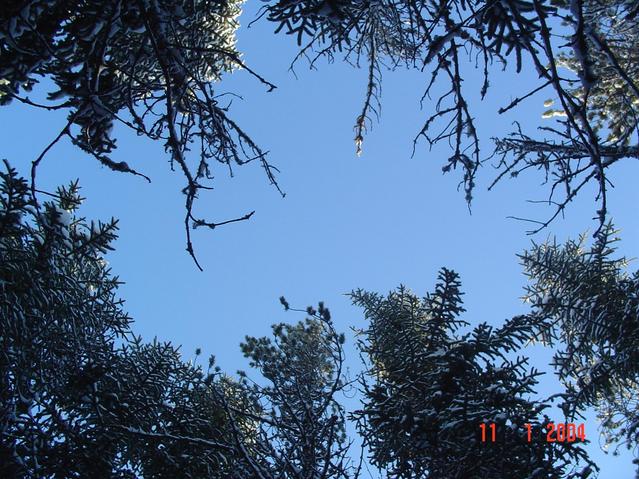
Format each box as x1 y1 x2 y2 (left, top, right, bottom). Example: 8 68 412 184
0 160 129 475
3 1 639 476
5 161 639 476
351 269 594 478
234 303 356 478
3 0 637 256
0 163 359 477
552 0 639 143
521 225 639 457
0 162 249 477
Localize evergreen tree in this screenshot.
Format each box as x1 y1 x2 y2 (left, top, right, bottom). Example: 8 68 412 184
350 269 594 478
0 162 252 477
5 159 639 475
0 159 128 476
521 225 639 466
3 0 637 254
263 0 639 228
0 0 280 268
546 0 639 145
227 301 357 478
0 163 359 477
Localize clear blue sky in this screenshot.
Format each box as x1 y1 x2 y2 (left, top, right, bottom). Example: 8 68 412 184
2 3 638 476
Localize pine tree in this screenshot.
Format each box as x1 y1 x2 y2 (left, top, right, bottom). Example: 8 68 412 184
0 167 361 477
228 302 357 478
0 159 128 475
0 162 251 477
350 269 594 478
521 225 639 466
263 0 639 228
0 0 280 268
552 0 639 145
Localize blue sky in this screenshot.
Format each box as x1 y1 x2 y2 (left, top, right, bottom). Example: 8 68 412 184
2 2 639 476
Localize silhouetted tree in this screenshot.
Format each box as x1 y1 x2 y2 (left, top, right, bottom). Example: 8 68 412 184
350 269 595 478
0 163 360 477
0 161 263 477
521 225 639 468
262 0 639 228
223 302 359 478
0 0 281 269
3 1 637 257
